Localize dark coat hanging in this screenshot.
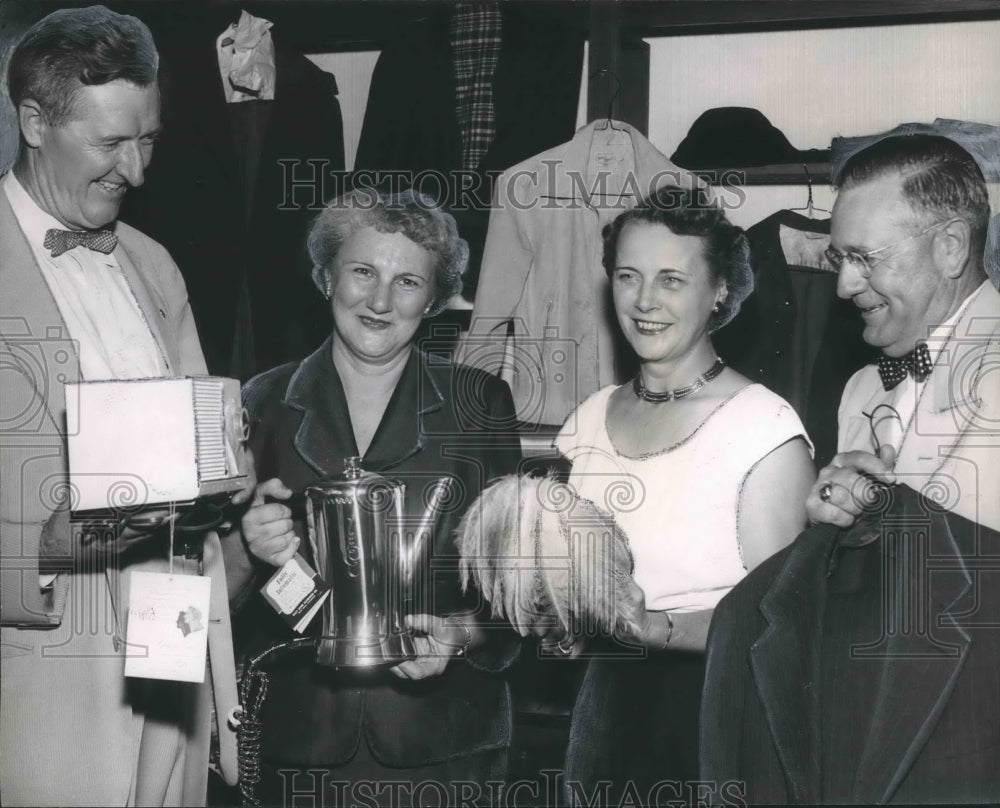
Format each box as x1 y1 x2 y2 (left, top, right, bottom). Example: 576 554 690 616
123 27 345 379
353 4 585 300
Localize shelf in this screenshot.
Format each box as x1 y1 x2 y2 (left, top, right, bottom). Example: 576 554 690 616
692 162 832 187
618 0 1000 37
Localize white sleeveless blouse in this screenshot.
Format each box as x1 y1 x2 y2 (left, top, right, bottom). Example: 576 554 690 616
555 383 811 612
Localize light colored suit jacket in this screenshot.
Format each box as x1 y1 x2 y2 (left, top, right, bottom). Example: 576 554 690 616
838 280 1000 531
0 186 238 806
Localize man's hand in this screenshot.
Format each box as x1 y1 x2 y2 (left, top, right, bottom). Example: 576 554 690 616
807 446 897 528
229 446 258 506
241 478 299 566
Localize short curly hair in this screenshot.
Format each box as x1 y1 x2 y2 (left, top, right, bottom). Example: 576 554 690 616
601 184 753 331
307 188 468 317
7 5 158 127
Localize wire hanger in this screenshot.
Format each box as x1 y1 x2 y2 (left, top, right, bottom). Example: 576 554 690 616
591 68 627 132
789 163 830 219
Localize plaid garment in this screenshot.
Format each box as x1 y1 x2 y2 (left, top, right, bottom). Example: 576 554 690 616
449 4 502 170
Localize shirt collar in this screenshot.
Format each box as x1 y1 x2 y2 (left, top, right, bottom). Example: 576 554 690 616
3 171 75 250
3 172 118 269
922 281 985 365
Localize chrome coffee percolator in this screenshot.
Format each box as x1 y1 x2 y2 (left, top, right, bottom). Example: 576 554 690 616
304 457 451 668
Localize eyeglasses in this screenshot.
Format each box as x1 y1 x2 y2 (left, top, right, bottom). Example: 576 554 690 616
824 219 954 278
864 403 902 457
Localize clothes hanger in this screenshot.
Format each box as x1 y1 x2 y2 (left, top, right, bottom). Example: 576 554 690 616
539 69 632 203
591 68 627 133
788 163 831 219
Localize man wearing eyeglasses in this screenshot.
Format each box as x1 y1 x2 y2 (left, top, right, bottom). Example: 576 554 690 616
701 133 999 804
809 133 999 534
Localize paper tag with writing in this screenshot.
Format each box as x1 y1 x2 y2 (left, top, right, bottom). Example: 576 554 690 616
124 571 211 683
260 553 330 633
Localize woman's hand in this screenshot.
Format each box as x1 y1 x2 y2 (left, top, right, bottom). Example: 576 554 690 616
617 577 673 649
538 627 585 659
389 614 472 680
241 477 300 566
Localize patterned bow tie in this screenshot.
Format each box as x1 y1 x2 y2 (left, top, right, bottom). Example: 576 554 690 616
877 341 933 391
43 227 118 258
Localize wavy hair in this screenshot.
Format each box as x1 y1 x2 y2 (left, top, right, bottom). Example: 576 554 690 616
7 6 158 126
308 187 468 317
601 184 753 331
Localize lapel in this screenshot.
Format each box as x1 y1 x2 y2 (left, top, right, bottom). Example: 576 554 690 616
896 282 999 475
852 493 973 802
0 179 179 377
284 341 445 478
0 184 80 421
749 525 835 804
751 492 975 804
113 226 174 372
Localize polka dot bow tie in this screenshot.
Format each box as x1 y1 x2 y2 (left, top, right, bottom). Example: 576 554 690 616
877 341 933 391
43 227 118 258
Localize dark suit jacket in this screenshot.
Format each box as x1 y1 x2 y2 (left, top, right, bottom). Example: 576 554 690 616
237 339 522 767
123 29 344 379
715 210 877 468
701 485 1000 804
353 5 584 299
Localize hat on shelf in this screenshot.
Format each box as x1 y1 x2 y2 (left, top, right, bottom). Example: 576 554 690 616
671 107 804 169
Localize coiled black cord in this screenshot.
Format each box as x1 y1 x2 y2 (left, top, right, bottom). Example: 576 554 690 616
232 638 317 807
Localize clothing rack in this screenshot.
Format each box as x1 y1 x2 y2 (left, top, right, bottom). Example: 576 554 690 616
586 0 1000 185
94 3 1000 189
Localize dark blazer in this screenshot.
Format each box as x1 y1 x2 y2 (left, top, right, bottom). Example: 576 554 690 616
124 28 345 379
237 339 522 767
353 5 584 299
714 210 877 468
701 485 1000 804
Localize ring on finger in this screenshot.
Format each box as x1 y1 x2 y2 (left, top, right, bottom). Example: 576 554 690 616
556 636 574 655
819 483 834 502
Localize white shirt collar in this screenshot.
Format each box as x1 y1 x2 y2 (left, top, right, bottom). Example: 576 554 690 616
3 170 75 248
3 171 118 270
924 280 987 363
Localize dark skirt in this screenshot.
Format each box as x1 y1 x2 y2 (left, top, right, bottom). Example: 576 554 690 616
258 740 508 808
563 651 706 808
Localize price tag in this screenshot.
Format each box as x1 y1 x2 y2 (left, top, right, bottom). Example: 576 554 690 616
260 554 330 633
124 571 211 683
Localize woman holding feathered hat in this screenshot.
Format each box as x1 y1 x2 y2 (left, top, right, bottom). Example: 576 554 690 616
554 184 815 802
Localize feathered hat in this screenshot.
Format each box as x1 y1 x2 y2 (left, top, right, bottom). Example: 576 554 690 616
456 472 635 638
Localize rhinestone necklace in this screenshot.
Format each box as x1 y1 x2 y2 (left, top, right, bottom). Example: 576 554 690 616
632 358 726 403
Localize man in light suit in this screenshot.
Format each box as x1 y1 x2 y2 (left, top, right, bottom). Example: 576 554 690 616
0 7 246 805
702 134 999 803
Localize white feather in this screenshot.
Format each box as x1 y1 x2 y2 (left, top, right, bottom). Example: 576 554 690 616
455 472 634 637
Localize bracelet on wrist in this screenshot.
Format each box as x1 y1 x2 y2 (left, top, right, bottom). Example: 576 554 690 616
660 611 674 650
